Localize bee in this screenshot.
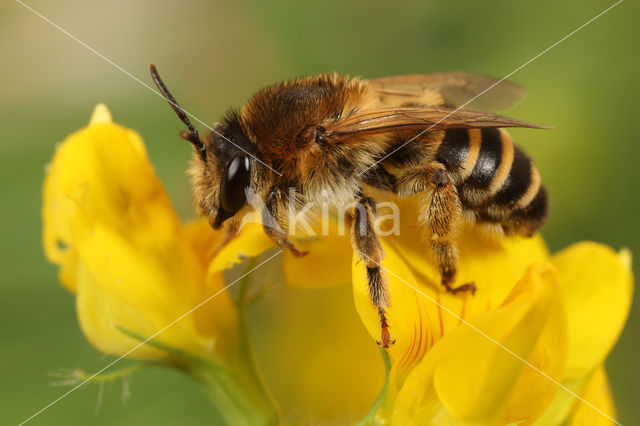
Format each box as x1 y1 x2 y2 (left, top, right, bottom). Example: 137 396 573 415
150 65 548 348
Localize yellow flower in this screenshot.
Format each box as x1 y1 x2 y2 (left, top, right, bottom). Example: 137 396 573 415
43 104 297 424
41 104 370 424
350 197 633 425
43 104 239 362
43 104 633 425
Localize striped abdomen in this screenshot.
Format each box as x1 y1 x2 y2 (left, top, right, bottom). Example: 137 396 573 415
435 128 548 236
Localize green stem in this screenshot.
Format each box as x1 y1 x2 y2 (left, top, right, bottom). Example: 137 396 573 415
355 348 393 426
192 256 280 426
117 325 204 365
116 258 281 426
236 259 266 375
235 256 281 422
192 362 279 426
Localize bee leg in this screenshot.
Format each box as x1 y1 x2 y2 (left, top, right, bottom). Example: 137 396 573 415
398 162 476 295
212 220 239 257
350 197 394 348
425 164 476 295
262 186 308 257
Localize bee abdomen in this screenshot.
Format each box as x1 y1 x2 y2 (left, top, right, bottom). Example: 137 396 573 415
493 143 533 204
435 128 480 181
449 128 510 205
437 128 548 236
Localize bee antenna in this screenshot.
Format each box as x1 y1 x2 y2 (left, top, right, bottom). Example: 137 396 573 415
149 64 206 160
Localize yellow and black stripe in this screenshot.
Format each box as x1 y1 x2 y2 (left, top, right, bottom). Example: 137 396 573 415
435 127 548 236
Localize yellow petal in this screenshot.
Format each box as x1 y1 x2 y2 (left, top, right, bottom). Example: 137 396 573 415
183 218 224 269
352 224 552 382
210 213 353 288
283 234 352 288
532 375 588 426
76 262 164 359
89 103 112 124
499 270 567 424
208 223 275 273
44 105 237 360
552 242 633 379
43 106 170 241
43 137 83 292
352 238 433 385
282 214 354 288
533 243 631 425
392 264 563 424
364 193 550 350
43 134 77 291
434 264 561 421
393 223 549 330
568 367 617 426
253 281 384 423
73 219 236 359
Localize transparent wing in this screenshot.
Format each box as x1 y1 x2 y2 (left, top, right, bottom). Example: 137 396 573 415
368 72 526 111
319 106 547 143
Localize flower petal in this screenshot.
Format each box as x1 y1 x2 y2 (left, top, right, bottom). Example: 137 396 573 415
43 104 119 292
352 238 436 385
89 103 112 124
211 214 353 288
253 281 384 423
44 105 237 360
568 367 617 426
208 223 275 273
552 242 633 379
352 226 552 383
76 262 164 359
183 219 224 269
499 271 567 424
69 169 236 360
392 222 550 328
365 194 550 353
283 234 352 288
392 264 563 424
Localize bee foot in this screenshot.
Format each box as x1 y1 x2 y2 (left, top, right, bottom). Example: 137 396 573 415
289 246 309 257
377 309 395 348
377 330 395 348
444 281 477 295
376 338 396 349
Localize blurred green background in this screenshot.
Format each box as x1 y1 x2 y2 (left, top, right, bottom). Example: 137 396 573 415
2 0 639 424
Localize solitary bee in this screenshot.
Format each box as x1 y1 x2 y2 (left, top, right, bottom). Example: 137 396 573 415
150 65 548 348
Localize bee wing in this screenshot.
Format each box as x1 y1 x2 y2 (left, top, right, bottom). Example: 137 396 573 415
368 72 526 111
318 106 547 143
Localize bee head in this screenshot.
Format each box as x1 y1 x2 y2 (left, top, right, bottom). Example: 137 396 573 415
150 64 256 230
198 114 256 229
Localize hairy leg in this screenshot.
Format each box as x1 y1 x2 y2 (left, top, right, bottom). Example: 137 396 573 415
397 161 476 294
350 196 394 347
262 185 307 257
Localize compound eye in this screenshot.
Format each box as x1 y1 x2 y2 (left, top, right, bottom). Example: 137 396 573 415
220 156 251 213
